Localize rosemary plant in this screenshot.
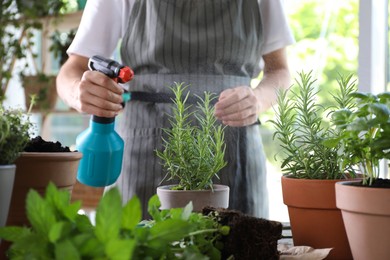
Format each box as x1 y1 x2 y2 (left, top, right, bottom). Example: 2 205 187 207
270 72 357 179
156 83 227 190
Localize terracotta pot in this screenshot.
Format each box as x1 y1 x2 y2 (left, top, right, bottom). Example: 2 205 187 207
0 165 15 228
281 176 352 260
157 184 229 212
336 181 390 260
6 152 82 227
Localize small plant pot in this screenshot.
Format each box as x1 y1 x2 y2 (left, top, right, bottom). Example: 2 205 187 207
0 165 16 228
6 152 82 227
157 184 229 212
336 181 390 260
281 176 353 260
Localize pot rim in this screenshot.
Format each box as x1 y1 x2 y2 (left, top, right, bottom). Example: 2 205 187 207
335 180 362 186
157 184 229 192
282 175 356 183
0 164 16 169
19 152 82 158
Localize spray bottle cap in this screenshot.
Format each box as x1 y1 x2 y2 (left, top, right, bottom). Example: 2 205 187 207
118 67 134 83
92 115 115 124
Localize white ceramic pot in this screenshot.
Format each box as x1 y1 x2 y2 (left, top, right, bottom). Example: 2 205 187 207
157 184 229 212
0 165 16 227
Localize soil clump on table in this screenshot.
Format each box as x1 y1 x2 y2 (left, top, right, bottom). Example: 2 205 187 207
203 207 282 260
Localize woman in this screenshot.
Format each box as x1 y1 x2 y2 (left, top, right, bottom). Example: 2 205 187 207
57 0 294 218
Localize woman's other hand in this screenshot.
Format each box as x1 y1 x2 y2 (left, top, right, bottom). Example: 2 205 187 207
214 86 260 127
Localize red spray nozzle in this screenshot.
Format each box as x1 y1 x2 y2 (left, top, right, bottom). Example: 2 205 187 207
88 55 134 83
118 66 134 83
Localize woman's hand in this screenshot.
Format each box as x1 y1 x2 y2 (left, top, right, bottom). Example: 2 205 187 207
214 48 292 127
214 86 261 127
57 54 124 118
76 71 124 117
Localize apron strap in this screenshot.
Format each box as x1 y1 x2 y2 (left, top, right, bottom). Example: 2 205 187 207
124 91 218 105
122 91 261 125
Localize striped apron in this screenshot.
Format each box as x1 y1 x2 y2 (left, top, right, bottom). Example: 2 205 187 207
116 0 268 218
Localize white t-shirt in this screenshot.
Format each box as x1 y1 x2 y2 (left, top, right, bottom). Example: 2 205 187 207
68 0 294 60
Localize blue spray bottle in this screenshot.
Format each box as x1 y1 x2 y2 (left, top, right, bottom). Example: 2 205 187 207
76 55 134 187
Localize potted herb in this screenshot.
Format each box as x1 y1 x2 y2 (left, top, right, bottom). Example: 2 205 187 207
0 105 33 228
5 135 82 228
156 83 229 212
325 91 390 260
0 183 230 259
269 71 358 259
0 183 284 259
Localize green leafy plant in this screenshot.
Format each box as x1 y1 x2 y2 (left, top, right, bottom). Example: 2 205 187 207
0 1 69 102
0 183 229 259
324 91 390 185
269 71 357 179
156 82 227 190
0 99 35 165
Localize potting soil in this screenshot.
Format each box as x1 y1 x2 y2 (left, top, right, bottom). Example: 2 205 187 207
24 136 71 152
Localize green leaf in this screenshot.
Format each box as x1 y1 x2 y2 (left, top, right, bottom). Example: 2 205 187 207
122 196 142 230
368 103 390 122
372 137 390 154
347 118 369 132
168 208 184 220
26 189 56 235
148 195 162 222
49 222 65 243
45 183 81 221
9 232 51 259
72 234 105 257
54 239 81 260
75 214 93 232
351 92 374 101
133 226 150 242
148 219 191 243
331 109 352 126
63 200 82 221
105 239 136 260
95 188 122 243
378 92 390 102
322 137 342 148
0 226 31 242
